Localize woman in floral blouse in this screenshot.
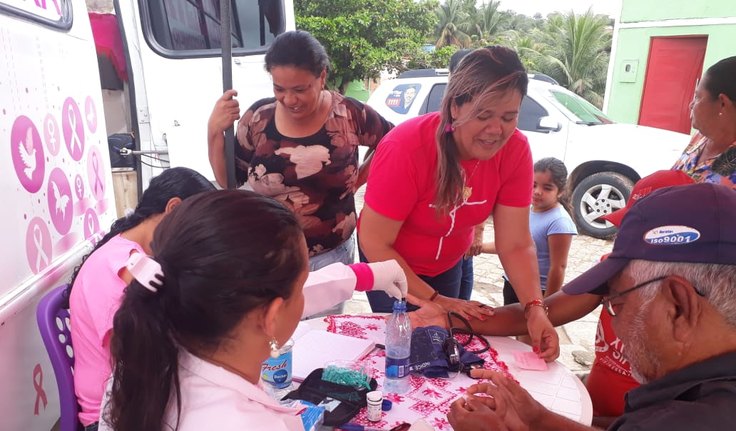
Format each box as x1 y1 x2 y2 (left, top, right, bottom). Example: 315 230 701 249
208 30 393 271
673 56 736 188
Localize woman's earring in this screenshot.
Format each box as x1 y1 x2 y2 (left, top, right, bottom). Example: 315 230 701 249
269 338 280 358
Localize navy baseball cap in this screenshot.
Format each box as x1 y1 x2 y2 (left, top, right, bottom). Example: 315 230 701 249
563 183 736 295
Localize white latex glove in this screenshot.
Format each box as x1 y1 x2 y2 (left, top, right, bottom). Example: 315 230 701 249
367 260 408 300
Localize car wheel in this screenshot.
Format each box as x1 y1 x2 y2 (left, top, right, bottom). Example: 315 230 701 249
571 172 634 239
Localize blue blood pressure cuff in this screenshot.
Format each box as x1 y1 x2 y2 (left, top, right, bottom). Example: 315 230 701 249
409 326 484 378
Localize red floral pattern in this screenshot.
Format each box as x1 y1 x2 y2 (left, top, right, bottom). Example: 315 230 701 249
323 315 514 430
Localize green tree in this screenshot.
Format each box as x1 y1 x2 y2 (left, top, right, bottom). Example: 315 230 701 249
469 1 505 42
295 0 438 93
405 45 456 70
538 9 612 107
434 0 472 48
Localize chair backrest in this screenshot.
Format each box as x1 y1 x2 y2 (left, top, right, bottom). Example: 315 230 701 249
36 284 81 431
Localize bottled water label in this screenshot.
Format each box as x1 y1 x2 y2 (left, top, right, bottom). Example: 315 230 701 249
385 356 410 378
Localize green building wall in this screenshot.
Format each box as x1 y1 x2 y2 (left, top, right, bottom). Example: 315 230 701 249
605 1 736 124
621 1 736 22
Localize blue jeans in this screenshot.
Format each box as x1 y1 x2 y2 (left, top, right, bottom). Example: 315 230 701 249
309 234 356 270
303 234 356 318
458 257 474 300
364 249 464 313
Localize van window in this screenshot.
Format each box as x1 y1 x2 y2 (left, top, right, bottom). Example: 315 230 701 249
0 0 71 30
424 83 447 114
518 96 548 131
548 89 612 125
143 0 285 55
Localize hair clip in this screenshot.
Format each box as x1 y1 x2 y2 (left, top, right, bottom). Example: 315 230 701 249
125 253 164 293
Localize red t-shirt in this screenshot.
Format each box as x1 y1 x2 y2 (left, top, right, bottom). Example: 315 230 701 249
362 112 532 276
586 310 640 417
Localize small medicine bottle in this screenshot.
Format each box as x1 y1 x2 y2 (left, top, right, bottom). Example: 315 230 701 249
366 391 383 422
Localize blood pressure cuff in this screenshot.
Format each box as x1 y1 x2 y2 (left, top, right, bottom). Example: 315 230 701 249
282 368 378 427
409 326 483 378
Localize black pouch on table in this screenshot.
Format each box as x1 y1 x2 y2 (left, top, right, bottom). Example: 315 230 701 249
282 368 378 427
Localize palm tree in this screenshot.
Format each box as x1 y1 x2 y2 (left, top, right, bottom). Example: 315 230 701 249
539 9 611 106
435 0 472 48
470 1 505 42
502 29 548 73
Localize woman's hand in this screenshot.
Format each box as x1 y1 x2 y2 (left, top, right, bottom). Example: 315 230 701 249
465 224 485 258
526 307 560 361
435 295 495 321
408 300 448 329
366 260 408 300
208 90 240 135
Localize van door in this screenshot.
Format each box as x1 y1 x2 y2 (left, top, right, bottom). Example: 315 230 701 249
114 0 295 187
0 0 116 428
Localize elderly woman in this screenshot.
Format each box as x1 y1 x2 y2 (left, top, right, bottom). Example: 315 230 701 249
673 55 736 188
359 46 559 360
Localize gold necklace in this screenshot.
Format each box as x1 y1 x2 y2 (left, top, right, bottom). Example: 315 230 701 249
462 160 481 201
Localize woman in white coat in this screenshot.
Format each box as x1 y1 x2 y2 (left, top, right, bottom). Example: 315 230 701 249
99 190 406 431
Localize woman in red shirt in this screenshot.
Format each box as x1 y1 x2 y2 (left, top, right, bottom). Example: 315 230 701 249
359 46 558 360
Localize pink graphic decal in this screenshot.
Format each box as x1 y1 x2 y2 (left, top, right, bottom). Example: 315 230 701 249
34 0 61 16
83 208 100 241
87 145 106 201
47 168 73 235
11 115 46 193
62 97 85 161
32 363 48 415
84 95 98 133
43 114 61 156
25 218 52 274
74 174 85 200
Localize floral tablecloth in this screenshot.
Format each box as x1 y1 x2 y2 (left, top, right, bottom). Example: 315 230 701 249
324 314 514 430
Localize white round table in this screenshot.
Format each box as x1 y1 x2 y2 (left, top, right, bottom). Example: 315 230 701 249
296 315 592 429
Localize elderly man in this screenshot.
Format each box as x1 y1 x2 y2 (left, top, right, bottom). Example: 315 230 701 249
448 182 736 431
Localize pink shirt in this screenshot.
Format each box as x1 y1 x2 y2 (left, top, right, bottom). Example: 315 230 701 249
363 113 533 276
69 234 143 426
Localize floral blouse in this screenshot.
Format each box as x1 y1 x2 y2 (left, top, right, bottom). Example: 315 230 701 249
672 132 736 189
235 92 392 256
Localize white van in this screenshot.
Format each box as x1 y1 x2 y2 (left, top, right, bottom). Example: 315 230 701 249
0 0 293 428
0 0 116 429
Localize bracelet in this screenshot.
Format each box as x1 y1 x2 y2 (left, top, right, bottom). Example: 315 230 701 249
429 290 439 302
524 299 549 319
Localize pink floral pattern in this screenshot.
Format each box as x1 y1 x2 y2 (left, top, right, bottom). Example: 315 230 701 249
323 315 514 429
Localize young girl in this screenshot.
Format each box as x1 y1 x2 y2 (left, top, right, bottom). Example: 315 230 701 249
69 167 216 429
483 157 577 303
99 190 407 431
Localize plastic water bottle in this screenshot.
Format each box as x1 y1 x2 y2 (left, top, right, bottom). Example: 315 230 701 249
384 299 412 394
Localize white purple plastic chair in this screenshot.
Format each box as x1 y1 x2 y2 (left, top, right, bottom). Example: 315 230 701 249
36 284 81 431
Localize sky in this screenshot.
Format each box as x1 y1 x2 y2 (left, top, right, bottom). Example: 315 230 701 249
497 0 622 18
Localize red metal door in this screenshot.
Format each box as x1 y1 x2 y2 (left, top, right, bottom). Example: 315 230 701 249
638 36 708 134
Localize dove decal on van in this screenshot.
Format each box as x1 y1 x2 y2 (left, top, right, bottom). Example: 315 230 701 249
644 225 700 245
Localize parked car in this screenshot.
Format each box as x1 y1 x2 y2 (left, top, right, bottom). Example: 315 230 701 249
367 69 691 239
